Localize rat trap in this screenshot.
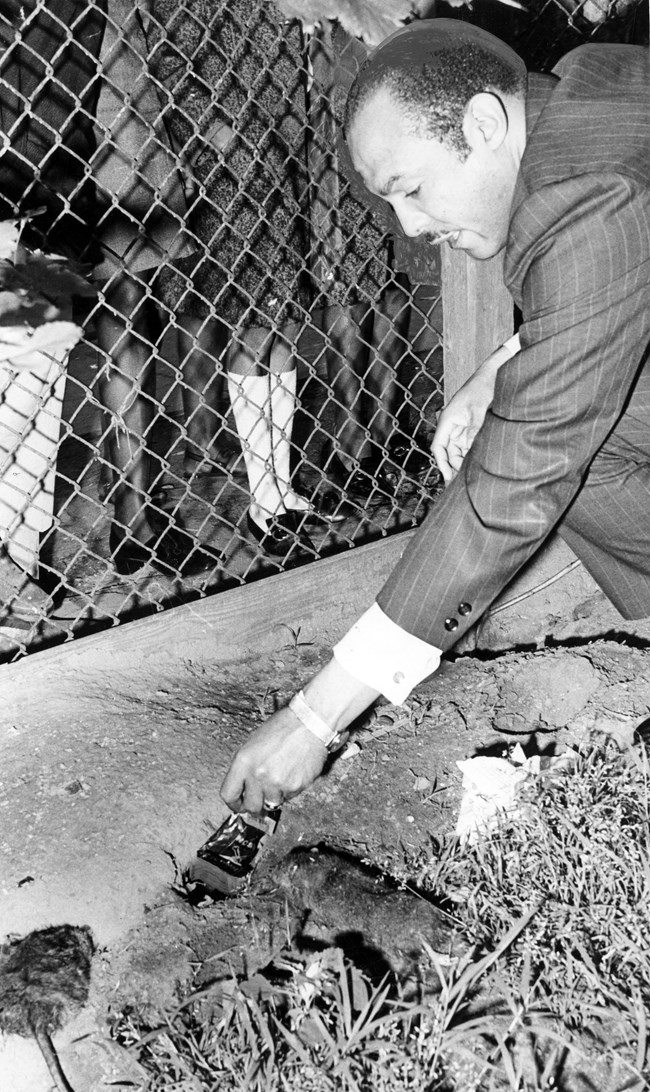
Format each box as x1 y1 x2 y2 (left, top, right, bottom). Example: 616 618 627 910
185 805 281 899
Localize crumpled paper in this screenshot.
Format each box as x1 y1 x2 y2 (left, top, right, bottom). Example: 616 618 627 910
455 744 542 844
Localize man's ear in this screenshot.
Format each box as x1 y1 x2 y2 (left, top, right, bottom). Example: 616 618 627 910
462 92 509 151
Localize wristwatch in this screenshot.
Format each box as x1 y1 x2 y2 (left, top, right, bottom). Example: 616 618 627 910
288 691 349 753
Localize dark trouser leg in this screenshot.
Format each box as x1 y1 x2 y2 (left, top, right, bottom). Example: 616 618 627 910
176 314 231 472
96 278 224 577
96 273 159 541
364 282 411 453
324 284 412 463
323 301 372 463
559 369 650 619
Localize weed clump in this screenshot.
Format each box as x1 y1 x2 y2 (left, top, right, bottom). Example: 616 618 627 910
111 738 650 1090
416 737 650 1028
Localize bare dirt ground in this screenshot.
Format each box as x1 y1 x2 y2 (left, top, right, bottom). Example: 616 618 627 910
1 620 649 1090
2 284 648 1089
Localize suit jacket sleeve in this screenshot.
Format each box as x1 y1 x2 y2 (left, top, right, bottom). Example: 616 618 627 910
377 172 650 650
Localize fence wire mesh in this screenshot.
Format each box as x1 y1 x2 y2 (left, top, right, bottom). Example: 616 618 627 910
0 0 645 661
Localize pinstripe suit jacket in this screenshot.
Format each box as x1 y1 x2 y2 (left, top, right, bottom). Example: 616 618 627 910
378 43 650 650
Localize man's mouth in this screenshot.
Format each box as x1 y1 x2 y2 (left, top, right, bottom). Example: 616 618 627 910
427 230 459 246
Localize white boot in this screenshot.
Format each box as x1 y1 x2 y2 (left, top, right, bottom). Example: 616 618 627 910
227 373 283 530
269 368 309 513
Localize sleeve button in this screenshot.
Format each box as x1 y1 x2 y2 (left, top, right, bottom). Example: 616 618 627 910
393 670 405 685
458 602 472 615
444 617 458 631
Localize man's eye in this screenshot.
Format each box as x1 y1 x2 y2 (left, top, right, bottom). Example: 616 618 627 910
406 187 420 199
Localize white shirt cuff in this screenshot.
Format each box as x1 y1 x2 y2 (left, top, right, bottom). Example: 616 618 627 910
503 333 521 356
333 602 442 705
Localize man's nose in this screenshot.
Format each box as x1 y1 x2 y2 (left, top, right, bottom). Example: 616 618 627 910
394 203 431 238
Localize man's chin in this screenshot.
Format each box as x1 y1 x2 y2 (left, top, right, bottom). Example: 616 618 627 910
461 240 506 261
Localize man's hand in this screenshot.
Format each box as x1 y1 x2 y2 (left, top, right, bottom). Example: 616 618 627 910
432 367 497 483
220 707 328 814
432 335 520 484
221 658 380 815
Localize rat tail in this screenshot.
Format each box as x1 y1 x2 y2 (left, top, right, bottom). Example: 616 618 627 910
32 1025 76 1092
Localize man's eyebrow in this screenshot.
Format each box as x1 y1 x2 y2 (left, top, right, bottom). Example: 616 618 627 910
377 173 403 197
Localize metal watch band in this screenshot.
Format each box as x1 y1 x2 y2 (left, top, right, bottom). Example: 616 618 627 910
288 689 339 748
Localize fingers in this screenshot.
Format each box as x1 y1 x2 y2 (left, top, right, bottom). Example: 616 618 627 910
432 430 462 484
432 442 452 482
432 408 458 482
220 712 330 816
448 440 467 474
240 780 266 816
431 425 452 482
220 746 313 815
219 763 248 813
433 417 477 483
220 764 295 815
220 767 282 815
220 756 267 814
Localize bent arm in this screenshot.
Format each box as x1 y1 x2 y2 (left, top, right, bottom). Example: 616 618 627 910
433 333 521 483
221 176 650 811
379 174 650 650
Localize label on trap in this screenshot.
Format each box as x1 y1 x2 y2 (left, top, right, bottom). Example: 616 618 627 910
189 807 281 896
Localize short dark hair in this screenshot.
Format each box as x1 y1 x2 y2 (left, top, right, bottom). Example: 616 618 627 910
345 29 527 160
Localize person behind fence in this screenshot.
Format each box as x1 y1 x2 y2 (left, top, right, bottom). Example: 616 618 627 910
146 0 343 562
92 0 223 578
0 0 224 594
307 21 432 508
219 19 650 813
0 0 106 622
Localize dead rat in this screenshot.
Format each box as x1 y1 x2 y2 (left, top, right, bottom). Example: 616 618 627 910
261 844 460 991
0 924 95 1092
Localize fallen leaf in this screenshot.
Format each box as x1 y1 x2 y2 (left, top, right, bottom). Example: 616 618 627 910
0 320 85 368
276 0 413 44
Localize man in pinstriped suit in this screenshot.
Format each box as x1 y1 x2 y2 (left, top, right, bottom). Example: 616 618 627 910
221 20 650 815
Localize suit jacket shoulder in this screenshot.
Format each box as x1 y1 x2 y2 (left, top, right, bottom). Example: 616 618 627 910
521 44 649 194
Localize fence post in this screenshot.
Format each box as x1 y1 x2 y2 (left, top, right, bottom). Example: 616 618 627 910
441 248 514 400
305 23 343 294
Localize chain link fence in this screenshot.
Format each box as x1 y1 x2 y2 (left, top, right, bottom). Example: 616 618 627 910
0 0 645 662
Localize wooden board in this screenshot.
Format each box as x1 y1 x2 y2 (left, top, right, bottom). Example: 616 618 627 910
0 529 416 699
441 247 514 399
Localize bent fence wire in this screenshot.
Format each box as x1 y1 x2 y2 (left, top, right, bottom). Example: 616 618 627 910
0 0 645 663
